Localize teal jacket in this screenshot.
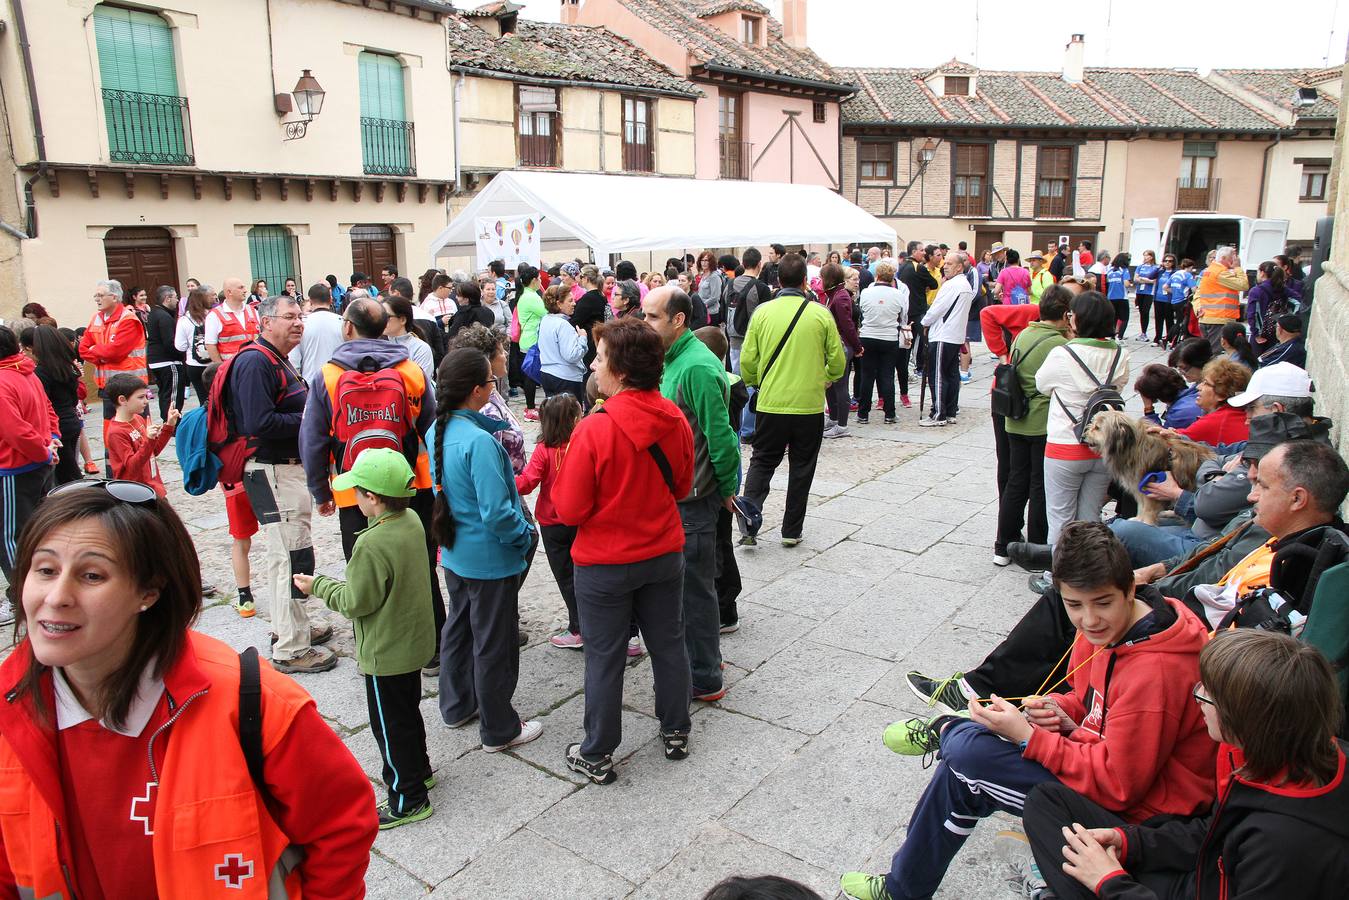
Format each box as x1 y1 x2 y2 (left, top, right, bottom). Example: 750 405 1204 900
659 329 740 501
430 409 533 580
740 289 846 415
311 509 435 676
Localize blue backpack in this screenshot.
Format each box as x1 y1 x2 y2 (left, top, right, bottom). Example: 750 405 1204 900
521 343 542 383
174 405 222 495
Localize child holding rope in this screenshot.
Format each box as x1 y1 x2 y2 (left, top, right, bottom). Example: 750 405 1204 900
841 522 1218 900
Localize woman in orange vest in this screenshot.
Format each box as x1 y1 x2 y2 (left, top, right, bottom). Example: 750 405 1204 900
0 482 377 899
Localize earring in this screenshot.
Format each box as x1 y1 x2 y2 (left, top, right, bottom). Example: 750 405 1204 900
139 605 149 612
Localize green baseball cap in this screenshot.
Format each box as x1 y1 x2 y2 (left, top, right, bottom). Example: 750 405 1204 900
331 448 417 498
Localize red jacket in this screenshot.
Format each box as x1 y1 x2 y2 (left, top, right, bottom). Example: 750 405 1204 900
1025 590 1217 823
979 304 1040 358
552 389 693 566
0 354 58 475
0 632 377 898
106 414 174 496
516 441 566 526
1178 403 1249 448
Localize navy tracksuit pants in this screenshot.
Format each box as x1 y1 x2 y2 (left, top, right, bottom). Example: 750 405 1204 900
885 720 1059 899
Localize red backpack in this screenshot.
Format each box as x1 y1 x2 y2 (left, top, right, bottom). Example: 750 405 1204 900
322 359 416 473
207 341 291 487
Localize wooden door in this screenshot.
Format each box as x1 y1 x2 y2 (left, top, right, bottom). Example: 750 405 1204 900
350 225 396 278
104 226 179 293
973 231 1004 260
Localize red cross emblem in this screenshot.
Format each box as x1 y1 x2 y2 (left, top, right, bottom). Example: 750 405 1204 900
214 853 254 890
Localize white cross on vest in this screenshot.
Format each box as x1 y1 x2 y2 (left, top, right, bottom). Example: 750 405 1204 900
214 853 255 890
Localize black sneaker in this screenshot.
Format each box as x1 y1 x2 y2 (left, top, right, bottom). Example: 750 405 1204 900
719 620 740 634
377 802 433 830
905 671 970 716
566 743 617 784
661 730 690 760
856 416 869 425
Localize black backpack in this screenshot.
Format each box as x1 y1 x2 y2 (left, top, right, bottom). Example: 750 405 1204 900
991 330 1059 420
731 279 754 336
1054 345 1125 442
1217 527 1349 633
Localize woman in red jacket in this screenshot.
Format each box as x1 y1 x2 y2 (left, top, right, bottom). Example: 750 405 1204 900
1175 358 1250 448
0 483 377 899
552 317 695 785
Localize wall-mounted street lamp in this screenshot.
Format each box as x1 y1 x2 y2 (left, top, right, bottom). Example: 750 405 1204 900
279 69 326 141
916 139 937 165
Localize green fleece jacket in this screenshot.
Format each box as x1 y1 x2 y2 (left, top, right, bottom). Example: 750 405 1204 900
311 509 434 676
517 287 546 350
659 329 740 501
740 290 846 415
1004 320 1069 437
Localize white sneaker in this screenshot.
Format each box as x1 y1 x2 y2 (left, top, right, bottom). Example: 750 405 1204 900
0 599 13 627
918 417 947 428
483 719 543 753
993 553 1011 567
1135 333 1150 342
823 424 851 439
995 830 1047 897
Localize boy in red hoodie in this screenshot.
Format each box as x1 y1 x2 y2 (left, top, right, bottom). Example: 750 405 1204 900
841 522 1216 900
104 372 179 497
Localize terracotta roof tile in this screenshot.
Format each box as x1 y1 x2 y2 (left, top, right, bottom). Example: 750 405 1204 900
696 0 770 16
446 14 700 95
615 0 844 85
1213 67 1340 121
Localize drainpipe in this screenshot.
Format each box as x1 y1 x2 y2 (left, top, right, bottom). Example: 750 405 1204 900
12 0 48 238
451 71 462 192
1256 134 1281 218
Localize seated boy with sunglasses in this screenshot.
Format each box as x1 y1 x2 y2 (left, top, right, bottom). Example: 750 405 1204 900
840 522 1218 900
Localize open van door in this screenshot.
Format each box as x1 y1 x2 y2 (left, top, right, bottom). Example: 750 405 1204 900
1128 218 1160 260
1245 218 1289 267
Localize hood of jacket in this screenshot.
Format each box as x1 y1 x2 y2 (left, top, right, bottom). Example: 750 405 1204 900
1109 586 1205 657
327 337 409 371
1215 740 1349 842
602 387 687 453
0 353 37 378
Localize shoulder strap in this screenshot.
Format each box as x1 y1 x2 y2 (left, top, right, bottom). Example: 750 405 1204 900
1061 344 1105 389
1009 329 1059 371
595 407 676 494
1103 346 1122 385
761 299 811 384
238 647 265 790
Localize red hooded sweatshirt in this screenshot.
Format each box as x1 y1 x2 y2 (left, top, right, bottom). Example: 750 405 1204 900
0 353 58 475
1025 588 1217 823
552 388 693 566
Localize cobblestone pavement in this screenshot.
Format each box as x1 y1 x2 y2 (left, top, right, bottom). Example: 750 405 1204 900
3 337 1169 898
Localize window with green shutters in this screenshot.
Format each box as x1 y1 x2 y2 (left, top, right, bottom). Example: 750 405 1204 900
247 227 297 298
358 52 415 176
93 4 193 165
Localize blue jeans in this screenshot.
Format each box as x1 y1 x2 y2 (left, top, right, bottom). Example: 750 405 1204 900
887 721 1057 900
1108 518 1201 568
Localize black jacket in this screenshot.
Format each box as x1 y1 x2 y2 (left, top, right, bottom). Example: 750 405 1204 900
897 261 938 324
1104 741 1349 900
571 289 610 367
445 304 495 341
146 304 182 365
35 365 80 432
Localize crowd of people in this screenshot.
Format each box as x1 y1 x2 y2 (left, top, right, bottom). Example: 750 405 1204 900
0 233 1345 899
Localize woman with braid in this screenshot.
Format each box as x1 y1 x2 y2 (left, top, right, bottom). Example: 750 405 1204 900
428 348 542 752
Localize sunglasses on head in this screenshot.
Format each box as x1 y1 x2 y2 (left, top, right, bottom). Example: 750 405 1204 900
48 478 158 508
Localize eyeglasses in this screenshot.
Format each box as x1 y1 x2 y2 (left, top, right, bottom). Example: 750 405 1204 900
1192 683 1216 707
48 478 158 508
269 313 302 322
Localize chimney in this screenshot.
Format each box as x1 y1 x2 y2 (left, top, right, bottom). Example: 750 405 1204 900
560 0 582 25
782 0 807 49
1063 33 1085 84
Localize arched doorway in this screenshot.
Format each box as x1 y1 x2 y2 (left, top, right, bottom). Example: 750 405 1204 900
103 226 180 294
351 224 396 279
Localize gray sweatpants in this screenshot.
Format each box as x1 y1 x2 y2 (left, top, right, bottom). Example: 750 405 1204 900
680 495 723 695
1043 456 1112 546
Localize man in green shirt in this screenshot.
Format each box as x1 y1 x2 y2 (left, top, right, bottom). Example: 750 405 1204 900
740 253 846 547
644 286 741 701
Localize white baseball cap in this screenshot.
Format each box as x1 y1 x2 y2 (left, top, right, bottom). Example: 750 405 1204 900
1227 362 1313 408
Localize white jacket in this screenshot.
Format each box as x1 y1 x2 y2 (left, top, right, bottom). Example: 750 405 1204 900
921 278 975 344
1035 339 1132 446
857 282 909 341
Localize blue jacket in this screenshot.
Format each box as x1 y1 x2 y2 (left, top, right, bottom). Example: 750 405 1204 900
429 409 532 580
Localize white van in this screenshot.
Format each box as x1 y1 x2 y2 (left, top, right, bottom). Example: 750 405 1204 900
1128 214 1289 276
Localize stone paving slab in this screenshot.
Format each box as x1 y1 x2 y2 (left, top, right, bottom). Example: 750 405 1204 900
850 513 954 555
738 566 876 621
717 639 891 735
632 822 837 900
432 827 636 899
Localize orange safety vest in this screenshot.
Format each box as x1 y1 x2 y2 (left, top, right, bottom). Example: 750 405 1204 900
0 633 311 899
1195 263 1241 324
85 305 148 388
321 358 432 507
210 305 262 359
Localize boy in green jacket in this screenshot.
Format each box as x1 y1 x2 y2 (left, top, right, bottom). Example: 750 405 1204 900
293 447 435 830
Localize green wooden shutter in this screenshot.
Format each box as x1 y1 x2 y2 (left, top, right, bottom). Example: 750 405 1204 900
94 4 189 163
358 52 411 173
248 227 297 297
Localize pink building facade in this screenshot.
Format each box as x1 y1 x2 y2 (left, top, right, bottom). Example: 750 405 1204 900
560 0 854 188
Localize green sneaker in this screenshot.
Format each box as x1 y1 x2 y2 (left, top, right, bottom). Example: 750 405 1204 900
882 711 969 766
840 872 892 900
377 801 432 830
233 599 256 618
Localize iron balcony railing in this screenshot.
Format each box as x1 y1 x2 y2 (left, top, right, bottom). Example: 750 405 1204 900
1176 177 1220 212
361 117 417 177
102 89 194 165
719 137 752 180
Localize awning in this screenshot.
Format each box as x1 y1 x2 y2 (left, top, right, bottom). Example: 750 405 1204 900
428 170 898 263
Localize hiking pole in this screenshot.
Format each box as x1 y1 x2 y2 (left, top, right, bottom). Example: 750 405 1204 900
917 325 930 418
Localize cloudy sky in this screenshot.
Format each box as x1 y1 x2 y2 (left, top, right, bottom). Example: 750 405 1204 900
525 0 1348 72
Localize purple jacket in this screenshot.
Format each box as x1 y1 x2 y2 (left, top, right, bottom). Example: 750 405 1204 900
825 285 862 354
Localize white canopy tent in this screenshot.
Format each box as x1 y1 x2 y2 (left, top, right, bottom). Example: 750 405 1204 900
428 170 898 265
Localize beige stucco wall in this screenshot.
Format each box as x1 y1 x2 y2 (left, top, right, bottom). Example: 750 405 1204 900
21 172 450 327
1261 138 1335 241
